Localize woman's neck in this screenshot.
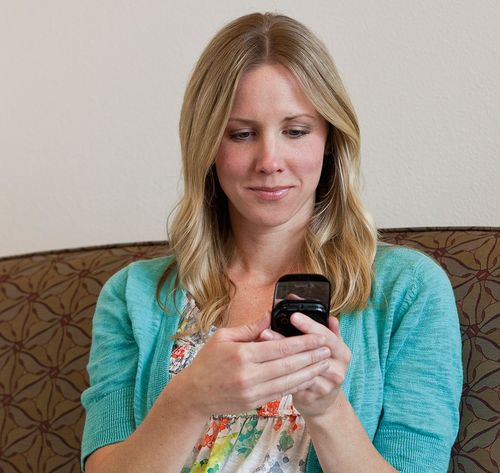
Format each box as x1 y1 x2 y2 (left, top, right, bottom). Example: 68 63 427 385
227 222 307 287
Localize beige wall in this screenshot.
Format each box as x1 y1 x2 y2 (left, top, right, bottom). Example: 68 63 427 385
1 0 499 257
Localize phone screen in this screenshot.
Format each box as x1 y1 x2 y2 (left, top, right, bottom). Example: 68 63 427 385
271 274 331 337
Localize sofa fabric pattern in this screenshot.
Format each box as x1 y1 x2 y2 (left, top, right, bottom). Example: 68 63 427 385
0 228 498 473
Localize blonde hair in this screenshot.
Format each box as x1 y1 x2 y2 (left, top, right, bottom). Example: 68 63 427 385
158 12 377 330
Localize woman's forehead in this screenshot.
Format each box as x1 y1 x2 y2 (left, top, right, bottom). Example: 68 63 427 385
229 64 321 120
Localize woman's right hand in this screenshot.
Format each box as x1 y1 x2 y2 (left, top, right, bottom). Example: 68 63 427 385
173 315 332 417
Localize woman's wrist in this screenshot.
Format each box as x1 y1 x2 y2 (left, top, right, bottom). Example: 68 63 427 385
159 369 210 424
301 388 347 430
303 390 397 473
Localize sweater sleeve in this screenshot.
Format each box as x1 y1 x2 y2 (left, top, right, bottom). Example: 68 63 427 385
80 266 138 470
373 255 463 472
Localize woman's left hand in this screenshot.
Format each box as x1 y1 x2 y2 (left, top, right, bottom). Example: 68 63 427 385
260 312 351 418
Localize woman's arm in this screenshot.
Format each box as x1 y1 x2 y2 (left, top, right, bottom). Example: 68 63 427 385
85 372 209 473
296 314 396 473
263 313 397 473
85 314 333 473
304 391 397 473
261 253 462 473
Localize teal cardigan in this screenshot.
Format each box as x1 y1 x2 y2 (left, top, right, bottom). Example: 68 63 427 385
81 244 462 472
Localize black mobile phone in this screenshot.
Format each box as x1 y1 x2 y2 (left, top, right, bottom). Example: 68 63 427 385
271 274 331 337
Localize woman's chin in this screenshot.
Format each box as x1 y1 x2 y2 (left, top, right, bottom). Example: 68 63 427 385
233 212 309 232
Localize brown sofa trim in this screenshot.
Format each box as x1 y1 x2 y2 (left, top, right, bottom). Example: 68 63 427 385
1 226 498 262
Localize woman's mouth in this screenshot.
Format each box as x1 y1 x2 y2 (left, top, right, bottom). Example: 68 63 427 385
248 186 293 201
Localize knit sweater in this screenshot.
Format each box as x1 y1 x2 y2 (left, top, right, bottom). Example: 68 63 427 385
81 243 462 472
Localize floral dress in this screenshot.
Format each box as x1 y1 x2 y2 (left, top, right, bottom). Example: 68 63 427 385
170 298 311 473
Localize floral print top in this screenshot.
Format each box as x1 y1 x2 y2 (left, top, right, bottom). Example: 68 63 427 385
169 298 311 473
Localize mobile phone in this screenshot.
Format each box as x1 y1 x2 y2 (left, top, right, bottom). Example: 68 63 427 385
271 274 331 337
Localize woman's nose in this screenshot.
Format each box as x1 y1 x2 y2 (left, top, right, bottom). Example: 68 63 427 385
255 136 284 174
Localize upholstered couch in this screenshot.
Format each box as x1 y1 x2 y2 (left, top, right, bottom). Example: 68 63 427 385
0 227 498 473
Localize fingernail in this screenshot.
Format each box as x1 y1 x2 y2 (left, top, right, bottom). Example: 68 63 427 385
292 312 305 322
318 347 330 357
260 329 274 340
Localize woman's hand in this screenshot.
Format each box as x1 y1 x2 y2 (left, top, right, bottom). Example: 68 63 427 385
173 315 332 418
261 313 351 419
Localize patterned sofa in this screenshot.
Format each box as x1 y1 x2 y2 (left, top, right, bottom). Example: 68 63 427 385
0 227 498 473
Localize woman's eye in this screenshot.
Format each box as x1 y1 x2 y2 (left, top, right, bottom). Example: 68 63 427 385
229 131 253 141
228 129 309 140
286 129 309 138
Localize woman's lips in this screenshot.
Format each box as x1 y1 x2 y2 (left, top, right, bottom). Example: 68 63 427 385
248 186 292 201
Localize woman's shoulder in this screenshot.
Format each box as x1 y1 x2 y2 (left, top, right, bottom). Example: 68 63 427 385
100 255 178 301
127 255 177 279
374 242 450 285
371 242 454 309
361 243 459 357
375 241 437 267
105 255 175 282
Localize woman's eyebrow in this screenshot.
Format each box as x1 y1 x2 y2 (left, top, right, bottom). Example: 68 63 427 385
283 114 317 121
227 117 258 125
227 114 317 124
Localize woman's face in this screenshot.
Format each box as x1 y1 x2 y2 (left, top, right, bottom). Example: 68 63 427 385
215 63 328 232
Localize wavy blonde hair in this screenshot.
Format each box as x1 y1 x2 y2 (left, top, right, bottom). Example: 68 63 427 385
157 12 377 330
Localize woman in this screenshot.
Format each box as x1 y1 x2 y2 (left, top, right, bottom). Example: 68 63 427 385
81 12 462 473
